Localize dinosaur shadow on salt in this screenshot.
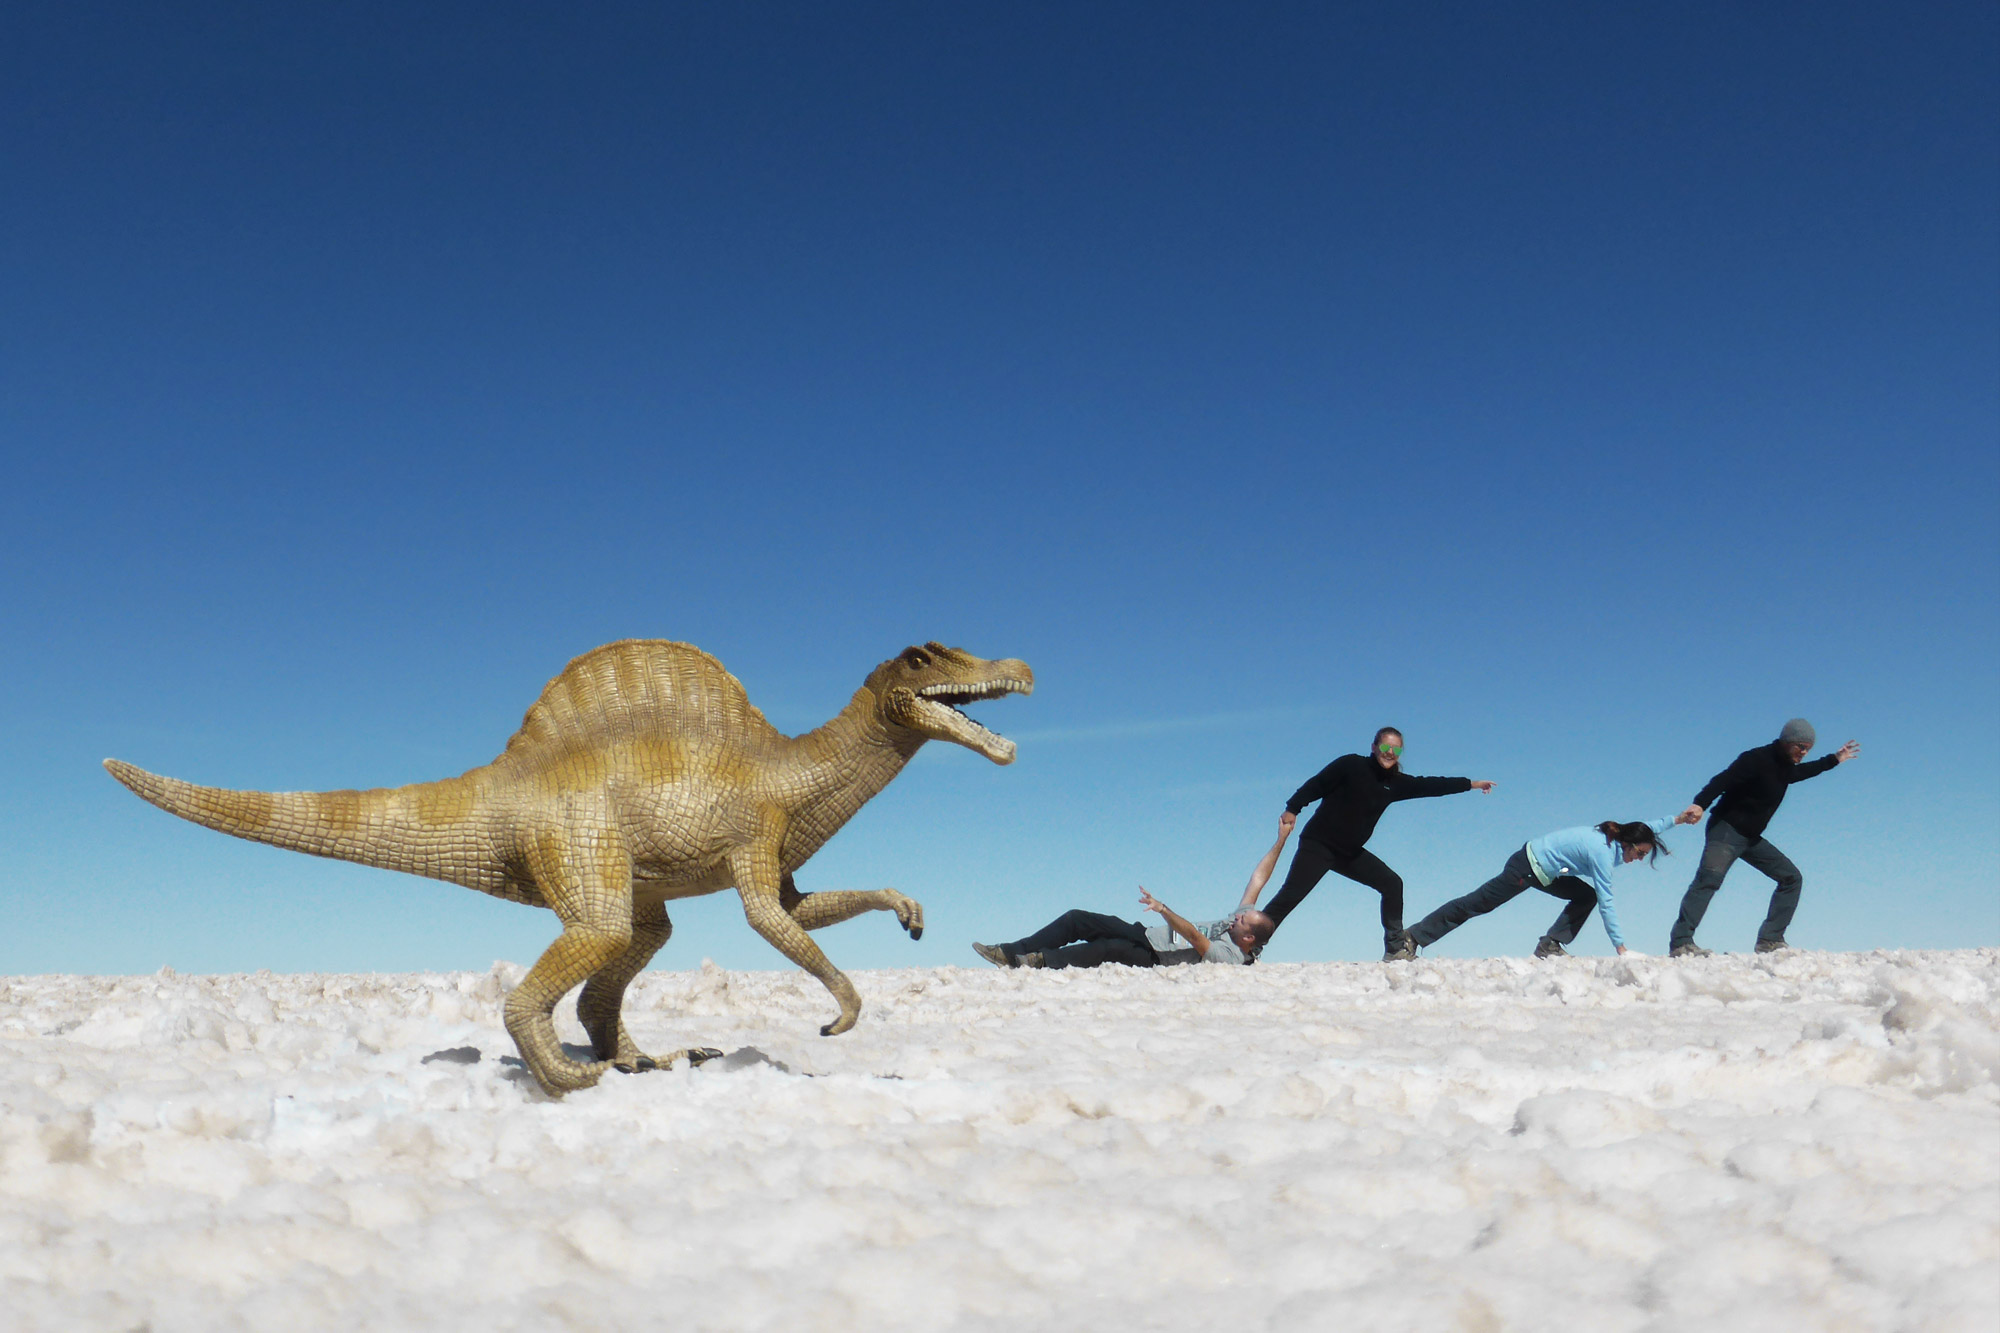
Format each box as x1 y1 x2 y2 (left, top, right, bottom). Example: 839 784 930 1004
442 1042 811 1087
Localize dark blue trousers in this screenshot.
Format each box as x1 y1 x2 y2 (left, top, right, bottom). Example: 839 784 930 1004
1408 847 1597 949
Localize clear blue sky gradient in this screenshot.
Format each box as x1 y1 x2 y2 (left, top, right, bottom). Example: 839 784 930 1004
3 3 1995 974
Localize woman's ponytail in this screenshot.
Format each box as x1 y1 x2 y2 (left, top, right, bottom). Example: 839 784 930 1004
1598 821 1667 864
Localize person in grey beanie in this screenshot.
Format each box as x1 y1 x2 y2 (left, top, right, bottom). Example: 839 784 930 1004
1668 719 1859 956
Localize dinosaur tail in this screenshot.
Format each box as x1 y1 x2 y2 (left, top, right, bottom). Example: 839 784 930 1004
102 758 497 891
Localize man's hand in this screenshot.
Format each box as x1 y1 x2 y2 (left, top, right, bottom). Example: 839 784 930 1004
1835 740 1860 763
1470 780 1496 793
1279 811 1296 835
1137 887 1167 916
1677 805 1705 825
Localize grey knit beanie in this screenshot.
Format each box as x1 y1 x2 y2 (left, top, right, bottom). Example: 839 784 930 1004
1779 718 1816 748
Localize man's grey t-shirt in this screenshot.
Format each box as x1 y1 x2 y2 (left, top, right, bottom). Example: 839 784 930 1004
1144 918 1248 966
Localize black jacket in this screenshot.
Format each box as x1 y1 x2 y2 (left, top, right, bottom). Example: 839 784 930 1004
1694 741 1841 840
1285 753 1471 857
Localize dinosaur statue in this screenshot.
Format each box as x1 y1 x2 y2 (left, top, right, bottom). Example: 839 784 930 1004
105 639 1033 1096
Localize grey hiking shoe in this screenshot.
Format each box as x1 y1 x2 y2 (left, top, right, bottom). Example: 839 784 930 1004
1670 941 1712 958
971 942 1015 969
1533 937 1568 959
1383 931 1417 962
1015 952 1046 969
1754 938 1788 954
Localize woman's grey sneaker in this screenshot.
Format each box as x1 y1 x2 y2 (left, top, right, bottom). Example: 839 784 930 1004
971 942 1015 969
1383 931 1417 962
1754 938 1788 954
1670 941 1713 958
1533 937 1568 959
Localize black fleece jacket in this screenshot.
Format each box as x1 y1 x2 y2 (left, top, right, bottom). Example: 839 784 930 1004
1694 741 1841 840
1285 753 1472 857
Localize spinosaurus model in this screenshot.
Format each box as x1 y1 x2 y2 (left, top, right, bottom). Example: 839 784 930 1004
106 639 1033 1096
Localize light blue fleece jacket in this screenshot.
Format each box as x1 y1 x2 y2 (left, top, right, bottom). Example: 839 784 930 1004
1522 817 1676 951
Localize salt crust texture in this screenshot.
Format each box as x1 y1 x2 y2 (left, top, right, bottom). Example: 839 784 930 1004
2 950 1996 1332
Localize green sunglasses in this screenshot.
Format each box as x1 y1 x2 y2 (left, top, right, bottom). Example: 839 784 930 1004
1376 743 1403 757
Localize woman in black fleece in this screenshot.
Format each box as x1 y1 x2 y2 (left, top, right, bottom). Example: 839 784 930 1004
1264 727 1495 959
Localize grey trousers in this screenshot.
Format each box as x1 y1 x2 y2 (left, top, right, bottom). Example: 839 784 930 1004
1670 819 1802 949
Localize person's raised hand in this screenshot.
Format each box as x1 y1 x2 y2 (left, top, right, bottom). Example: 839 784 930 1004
1677 805 1705 825
1137 888 1165 915
1836 740 1860 763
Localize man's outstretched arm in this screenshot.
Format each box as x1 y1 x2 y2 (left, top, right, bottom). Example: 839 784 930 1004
1238 811 1296 911
1138 888 1209 958
1790 740 1859 782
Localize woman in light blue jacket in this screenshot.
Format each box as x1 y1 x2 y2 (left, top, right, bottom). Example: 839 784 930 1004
1406 814 1697 958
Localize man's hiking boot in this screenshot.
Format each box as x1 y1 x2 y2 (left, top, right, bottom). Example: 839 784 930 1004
1533 937 1568 959
1754 938 1789 954
1670 941 1713 958
1015 952 1046 969
971 943 1015 969
1383 931 1417 962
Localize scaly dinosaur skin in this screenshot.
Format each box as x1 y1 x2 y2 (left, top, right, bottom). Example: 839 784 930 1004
105 639 1033 1096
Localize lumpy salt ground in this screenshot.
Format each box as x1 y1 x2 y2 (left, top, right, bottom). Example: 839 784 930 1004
3 949 1996 1331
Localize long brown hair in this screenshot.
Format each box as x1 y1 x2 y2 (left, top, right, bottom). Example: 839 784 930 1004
1598 821 1667 864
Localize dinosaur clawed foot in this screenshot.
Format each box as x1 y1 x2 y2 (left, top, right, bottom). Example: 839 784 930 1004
885 890 924 940
536 1056 617 1097
614 1046 724 1073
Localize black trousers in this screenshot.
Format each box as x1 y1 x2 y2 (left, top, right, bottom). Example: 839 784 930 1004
1000 909 1159 970
1407 847 1597 949
1262 838 1405 946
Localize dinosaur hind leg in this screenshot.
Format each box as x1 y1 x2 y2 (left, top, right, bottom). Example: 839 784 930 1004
576 901 721 1072
780 875 924 940
501 832 635 1096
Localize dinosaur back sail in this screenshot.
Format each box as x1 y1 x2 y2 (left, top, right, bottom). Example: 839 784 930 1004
500 639 782 760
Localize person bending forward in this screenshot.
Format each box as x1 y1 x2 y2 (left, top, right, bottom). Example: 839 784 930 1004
971 814 1293 970
1265 727 1495 960
1409 814 1696 959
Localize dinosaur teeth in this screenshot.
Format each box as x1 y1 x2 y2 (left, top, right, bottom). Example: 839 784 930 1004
917 678 1031 703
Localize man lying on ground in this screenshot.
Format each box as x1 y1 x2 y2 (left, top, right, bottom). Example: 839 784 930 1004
971 813 1293 970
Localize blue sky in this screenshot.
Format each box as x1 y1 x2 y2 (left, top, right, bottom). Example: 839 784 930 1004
3 2 1995 975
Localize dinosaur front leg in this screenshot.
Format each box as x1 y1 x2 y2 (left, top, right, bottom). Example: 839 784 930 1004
576 901 722 1072
780 873 924 939
501 831 637 1096
736 845 864 1036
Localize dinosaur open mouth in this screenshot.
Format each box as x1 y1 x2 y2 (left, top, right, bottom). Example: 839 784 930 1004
914 676 1034 764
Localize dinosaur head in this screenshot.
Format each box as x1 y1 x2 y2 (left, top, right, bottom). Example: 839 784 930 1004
871 642 1034 764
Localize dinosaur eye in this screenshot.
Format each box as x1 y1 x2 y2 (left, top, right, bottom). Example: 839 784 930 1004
904 650 930 669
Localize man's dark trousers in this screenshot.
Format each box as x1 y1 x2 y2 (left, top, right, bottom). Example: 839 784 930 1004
1409 847 1597 949
1670 819 1803 949
1000 909 1159 969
